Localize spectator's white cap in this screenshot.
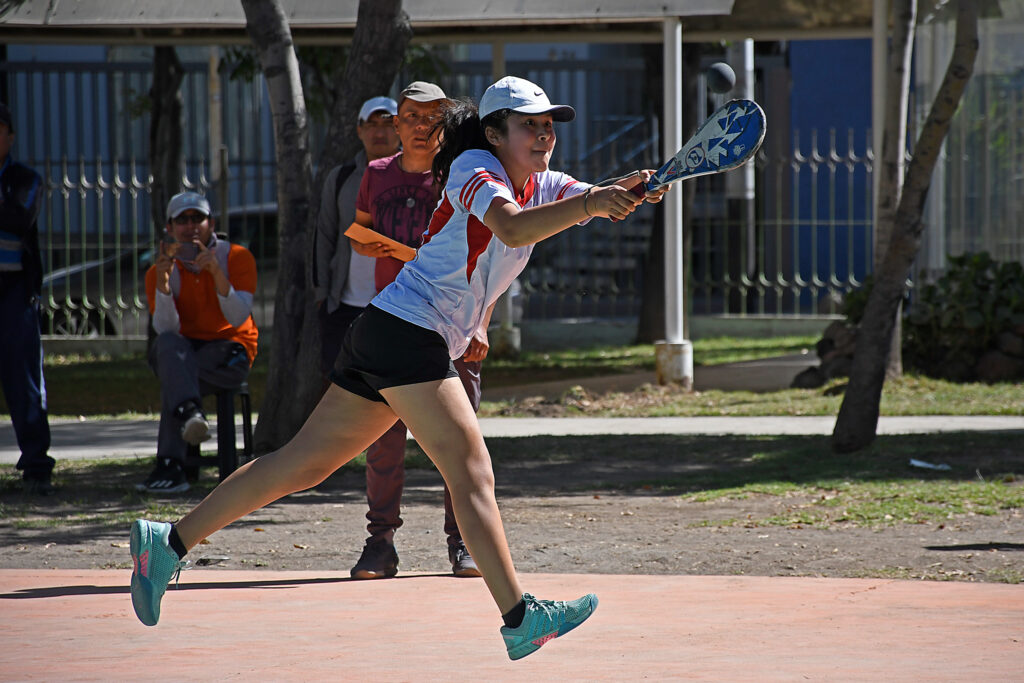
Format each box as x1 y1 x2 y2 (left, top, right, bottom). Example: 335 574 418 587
358 96 398 123
479 77 575 122
166 192 211 221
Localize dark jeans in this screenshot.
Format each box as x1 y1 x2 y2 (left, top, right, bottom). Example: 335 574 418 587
148 331 250 464
0 273 53 480
364 357 482 548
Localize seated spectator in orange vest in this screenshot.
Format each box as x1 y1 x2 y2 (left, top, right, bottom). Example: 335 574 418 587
138 191 258 493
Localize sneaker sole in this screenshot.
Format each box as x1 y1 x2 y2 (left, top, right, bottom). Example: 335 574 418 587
452 566 482 578
350 568 399 580
129 521 160 627
142 481 191 494
507 595 599 661
181 418 210 445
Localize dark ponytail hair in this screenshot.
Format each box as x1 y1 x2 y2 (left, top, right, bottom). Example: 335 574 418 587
431 98 513 190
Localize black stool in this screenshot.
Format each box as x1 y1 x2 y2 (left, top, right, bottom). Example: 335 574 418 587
184 381 254 482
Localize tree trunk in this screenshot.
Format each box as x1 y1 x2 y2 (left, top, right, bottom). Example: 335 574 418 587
241 0 411 453
148 46 184 236
876 0 917 378
304 0 411 321
316 1 411 185
832 0 978 453
240 0 315 453
637 43 699 343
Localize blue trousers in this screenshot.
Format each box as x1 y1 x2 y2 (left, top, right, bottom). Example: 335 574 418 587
0 273 53 479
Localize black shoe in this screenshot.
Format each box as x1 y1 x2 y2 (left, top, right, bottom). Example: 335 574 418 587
136 459 190 494
23 475 56 496
448 539 482 578
350 538 399 579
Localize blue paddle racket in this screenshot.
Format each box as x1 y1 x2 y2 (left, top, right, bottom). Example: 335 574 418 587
630 98 766 195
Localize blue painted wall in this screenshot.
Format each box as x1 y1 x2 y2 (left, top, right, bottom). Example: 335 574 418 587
789 39 873 308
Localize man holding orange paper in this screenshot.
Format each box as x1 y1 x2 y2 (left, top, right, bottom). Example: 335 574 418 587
345 81 491 581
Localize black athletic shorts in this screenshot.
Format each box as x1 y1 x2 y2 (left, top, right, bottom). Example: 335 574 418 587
329 304 459 404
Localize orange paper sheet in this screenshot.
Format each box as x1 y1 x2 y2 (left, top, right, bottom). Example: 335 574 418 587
343 223 416 262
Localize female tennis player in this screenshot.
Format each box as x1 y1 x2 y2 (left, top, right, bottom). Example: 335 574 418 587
129 76 668 661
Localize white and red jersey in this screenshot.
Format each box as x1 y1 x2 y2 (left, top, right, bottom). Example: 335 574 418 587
372 149 590 359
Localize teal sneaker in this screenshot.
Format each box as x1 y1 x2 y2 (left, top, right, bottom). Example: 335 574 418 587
130 520 188 626
500 593 598 660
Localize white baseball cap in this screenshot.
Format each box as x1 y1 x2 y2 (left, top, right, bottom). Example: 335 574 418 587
358 96 398 122
479 76 575 122
166 192 211 221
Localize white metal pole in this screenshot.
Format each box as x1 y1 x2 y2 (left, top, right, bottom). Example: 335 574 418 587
664 17 684 344
655 17 693 388
742 39 755 199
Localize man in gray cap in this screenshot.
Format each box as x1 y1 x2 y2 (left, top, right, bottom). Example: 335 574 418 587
0 101 55 495
138 191 259 493
313 95 399 377
344 81 488 581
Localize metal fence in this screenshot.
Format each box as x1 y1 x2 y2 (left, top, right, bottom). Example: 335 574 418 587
4 53 879 341
915 15 1024 273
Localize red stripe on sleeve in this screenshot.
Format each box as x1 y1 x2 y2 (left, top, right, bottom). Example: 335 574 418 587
556 179 579 201
458 174 481 207
459 171 491 207
461 171 506 210
465 215 493 283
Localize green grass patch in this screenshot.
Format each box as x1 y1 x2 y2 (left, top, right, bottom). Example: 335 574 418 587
483 335 816 388
5 336 1021 418
749 479 1023 528
3 336 810 418
657 434 1023 528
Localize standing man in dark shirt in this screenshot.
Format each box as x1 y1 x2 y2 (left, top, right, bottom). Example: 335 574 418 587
0 102 54 495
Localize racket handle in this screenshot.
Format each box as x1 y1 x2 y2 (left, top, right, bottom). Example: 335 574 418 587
628 181 648 198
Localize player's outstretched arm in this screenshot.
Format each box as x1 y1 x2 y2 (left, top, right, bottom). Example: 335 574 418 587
604 169 672 202
483 186 641 248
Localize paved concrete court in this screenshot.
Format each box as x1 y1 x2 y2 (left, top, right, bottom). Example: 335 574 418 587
1 570 1020 681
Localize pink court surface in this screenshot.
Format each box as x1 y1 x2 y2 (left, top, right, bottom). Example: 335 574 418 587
1 569 1021 680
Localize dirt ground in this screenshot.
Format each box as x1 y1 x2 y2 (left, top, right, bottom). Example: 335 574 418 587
2 445 1021 583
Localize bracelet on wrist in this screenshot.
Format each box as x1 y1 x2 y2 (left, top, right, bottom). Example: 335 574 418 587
582 187 594 217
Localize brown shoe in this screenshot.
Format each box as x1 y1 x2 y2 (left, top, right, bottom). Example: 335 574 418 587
350 538 399 579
